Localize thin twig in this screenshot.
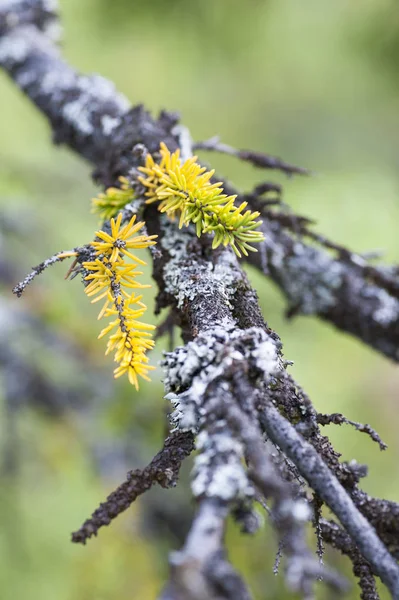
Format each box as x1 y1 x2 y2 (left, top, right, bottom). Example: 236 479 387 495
321 519 380 600
71 431 195 544
12 249 79 297
194 136 311 176
317 413 387 451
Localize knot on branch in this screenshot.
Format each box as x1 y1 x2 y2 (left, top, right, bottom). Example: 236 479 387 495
163 325 282 432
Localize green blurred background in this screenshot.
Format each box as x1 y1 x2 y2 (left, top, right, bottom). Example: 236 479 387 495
0 0 398 598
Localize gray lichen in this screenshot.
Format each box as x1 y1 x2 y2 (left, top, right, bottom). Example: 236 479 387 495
41 67 75 96
63 98 94 135
101 114 121 136
160 217 244 328
43 0 58 12
164 325 282 435
61 76 129 138
0 25 129 147
0 30 30 62
371 288 399 326
163 325 278 503
164 326 280 394
270 240 344 315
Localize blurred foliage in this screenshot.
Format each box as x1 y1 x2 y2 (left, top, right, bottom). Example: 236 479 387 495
352 0 399 90
0 0 398 598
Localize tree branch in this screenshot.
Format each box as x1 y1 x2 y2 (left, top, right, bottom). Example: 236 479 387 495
320 519 380 600
3 3 399 598
259 400 399 598
160 499 253 600
72 430 195 544
194 136 311 176
244 198 399 361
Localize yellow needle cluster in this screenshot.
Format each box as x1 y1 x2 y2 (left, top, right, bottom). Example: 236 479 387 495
138 142 265 257
91 176 134 221
83 213 157 389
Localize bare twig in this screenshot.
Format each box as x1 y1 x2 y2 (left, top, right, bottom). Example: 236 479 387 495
225 390 346 596
12 248 80 297
194 136 310 176
72 431 195 544
317 412 387 451
312 494 325 566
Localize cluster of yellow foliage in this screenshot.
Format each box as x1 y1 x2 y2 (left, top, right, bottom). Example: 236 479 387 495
91 177 134 222
92 143 264 258
83 213 157 389
138 143 264 257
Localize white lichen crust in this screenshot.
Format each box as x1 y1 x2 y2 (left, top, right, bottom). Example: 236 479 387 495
160 218 239 324
164 325 281 425
192 427 254 501
268 238 344 315
163 326 281 503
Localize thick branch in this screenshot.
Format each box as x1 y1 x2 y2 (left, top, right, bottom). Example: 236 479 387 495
0 0 56 35
0 0 177 181
2 1 398 361
244 201 399 361
160 499 253 600
224 386 346 595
